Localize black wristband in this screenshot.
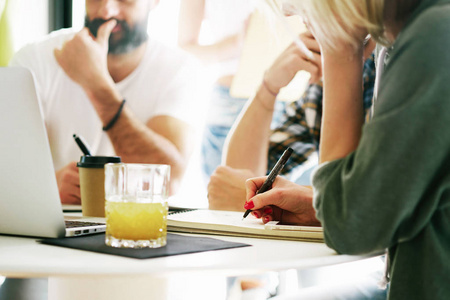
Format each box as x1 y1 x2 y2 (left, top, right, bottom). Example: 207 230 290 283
102 99 126 131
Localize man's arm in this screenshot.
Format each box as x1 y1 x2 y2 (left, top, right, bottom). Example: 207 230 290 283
109 111 195 194
54 20 194 194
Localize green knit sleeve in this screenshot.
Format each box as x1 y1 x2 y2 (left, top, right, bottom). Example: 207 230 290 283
312 7 450 255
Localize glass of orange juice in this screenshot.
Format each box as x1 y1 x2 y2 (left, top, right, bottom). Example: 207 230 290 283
104 163 170 248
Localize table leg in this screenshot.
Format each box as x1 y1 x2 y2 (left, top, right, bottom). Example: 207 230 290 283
48 275 168 300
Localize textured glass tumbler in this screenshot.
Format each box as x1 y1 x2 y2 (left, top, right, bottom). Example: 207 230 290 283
104 163 170 248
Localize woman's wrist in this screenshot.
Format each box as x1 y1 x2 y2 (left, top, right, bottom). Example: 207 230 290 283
262 78 279 97
256 83 277 112
322 45 364 66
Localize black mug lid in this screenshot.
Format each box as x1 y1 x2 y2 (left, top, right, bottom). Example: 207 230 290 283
77 156 121 168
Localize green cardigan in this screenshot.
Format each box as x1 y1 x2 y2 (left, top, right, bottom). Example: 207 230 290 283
312 0 450 299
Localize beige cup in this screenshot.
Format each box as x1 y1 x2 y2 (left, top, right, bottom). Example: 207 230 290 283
77 156 121 217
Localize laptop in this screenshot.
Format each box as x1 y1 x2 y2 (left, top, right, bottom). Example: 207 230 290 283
0 67 105 238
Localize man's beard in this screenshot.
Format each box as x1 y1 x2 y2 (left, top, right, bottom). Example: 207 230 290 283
84 17 149 55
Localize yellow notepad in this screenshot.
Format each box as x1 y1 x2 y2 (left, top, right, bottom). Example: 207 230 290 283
167 209 323 242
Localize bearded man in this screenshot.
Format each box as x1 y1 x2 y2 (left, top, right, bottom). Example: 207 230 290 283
10 0 198 203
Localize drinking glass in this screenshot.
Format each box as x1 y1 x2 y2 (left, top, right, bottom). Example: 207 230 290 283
104 163 170 248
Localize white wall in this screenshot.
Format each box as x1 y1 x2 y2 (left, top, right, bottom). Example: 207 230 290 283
72 0 181 47
10 0 180 52
9 0 49 52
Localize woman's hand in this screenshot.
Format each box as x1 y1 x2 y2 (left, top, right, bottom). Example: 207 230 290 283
263 31 322 95
244 176 320 226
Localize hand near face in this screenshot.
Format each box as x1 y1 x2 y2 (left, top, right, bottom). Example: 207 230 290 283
55 162 81 205
207 166 256 211
54 19 117 91
263 31 322 95
245 176 320 226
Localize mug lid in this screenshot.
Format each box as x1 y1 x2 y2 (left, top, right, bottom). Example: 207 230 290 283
77 156 121 168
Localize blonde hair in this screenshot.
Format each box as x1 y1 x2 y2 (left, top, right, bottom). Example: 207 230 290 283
282 0 389 50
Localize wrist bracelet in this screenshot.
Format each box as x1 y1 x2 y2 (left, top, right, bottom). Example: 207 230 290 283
102 99 126 131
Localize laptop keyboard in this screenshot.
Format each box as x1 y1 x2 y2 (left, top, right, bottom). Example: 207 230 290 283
65 220 105 228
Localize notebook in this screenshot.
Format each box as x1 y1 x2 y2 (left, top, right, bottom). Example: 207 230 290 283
0 67 105 238
167 209 323 242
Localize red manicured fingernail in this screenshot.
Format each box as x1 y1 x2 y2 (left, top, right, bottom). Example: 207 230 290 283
263 216 270 223
244 201 254 210
252 211 260 218
264 207 272 214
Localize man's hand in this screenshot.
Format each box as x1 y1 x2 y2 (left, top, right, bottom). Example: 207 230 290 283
55 162 81 204
54 19 116 91
264 31 322 94
207 166 256 211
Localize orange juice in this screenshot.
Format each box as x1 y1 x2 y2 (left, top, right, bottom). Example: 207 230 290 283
105 200 168 240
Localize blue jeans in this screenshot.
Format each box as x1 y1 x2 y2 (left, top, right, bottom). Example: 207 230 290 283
271 269 387 300
201 85 286 181
0 278 47 300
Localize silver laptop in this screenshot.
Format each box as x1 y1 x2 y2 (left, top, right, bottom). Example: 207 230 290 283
0 67 105 238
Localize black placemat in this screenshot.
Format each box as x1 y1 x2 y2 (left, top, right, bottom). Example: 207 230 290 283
39 233 250 259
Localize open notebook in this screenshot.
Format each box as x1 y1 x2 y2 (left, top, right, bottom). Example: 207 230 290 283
167 210 323 242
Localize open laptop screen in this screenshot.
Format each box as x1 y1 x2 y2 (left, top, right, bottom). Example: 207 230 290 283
0 67 68 238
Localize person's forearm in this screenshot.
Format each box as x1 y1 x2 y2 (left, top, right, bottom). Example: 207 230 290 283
84 85 189 194
110 113 188 194
319 49 365 163
223 84 276 175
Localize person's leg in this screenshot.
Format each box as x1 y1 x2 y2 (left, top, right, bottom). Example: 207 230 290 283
273 258 388 300
226 273 279 300
201 85 248 180
270 274 387 300
201 124 230 180
0 278 48 300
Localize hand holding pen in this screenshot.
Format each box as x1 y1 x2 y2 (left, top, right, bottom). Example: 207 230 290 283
244 174 320 226
242 147 293 220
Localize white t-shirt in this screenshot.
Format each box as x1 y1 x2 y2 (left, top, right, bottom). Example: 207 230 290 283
11 28 199 171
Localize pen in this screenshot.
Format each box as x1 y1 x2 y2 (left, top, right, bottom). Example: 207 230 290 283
73 134 91 156
242 147 293 220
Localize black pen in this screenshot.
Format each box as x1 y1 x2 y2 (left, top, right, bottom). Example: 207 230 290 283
73 134 91 156
242 147 293 220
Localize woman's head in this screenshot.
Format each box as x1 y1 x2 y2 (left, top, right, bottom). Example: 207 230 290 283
281 0 421 50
